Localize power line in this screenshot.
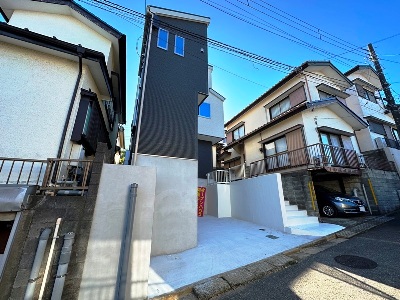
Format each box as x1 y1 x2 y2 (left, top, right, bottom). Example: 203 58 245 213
78 0 380 100
233 0 368 57
201 0 365 67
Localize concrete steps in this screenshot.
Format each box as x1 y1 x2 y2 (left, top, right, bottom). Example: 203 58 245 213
284 201 319 229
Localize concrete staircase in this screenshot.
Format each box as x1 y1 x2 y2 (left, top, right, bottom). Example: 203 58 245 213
284 200 319 234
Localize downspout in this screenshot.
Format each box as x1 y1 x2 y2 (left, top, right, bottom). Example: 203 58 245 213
23 228 51 300
303 72 312 102
38 218 62 300
115 183 138 300
51 232 75 300
133 12 153 166
56 45 85 159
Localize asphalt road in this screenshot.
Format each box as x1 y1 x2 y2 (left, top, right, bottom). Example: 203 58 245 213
215 212 400 300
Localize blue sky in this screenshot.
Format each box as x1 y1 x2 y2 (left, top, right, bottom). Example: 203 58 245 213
5 1 400 146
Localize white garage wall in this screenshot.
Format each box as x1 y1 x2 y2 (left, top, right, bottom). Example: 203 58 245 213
230 173 286 231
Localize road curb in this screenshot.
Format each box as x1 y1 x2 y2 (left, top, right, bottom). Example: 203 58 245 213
150 214 395 300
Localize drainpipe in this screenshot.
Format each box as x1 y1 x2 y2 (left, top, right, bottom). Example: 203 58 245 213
115 183 138 300
51 232 75 300
57 45 85 159
133 12 153 165
38 218 62 300
303 72 312 102
23 228 51 300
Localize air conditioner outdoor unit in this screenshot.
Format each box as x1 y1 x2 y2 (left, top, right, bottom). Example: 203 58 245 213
313 156 323 167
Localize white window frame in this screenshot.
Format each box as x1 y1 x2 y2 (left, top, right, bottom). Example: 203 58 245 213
157 28 169 50
174 35 185 56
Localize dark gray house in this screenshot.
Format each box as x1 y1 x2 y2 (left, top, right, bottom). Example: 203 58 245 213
131 6 209 161
130 6 212 256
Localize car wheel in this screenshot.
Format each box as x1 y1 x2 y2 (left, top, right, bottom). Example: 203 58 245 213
322 205 336 217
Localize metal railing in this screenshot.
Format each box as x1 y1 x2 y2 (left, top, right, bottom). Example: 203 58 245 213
207 169 230 185
0 157 47 185
249 143 360 177
0 157 93 195
41 158 93 194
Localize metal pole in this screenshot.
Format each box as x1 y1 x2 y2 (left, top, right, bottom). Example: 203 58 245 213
51 232 75 300
133 12 154 166
24 228 51 300
115 183 138 300
38 218 61 300
362 184 373 215
368 43 400 133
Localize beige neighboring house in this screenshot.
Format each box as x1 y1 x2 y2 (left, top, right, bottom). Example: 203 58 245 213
217 60 400 220
344 65 400 173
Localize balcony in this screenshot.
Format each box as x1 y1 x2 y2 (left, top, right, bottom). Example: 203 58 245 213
207 143 362 184
249 143 360 177
0 157 92 195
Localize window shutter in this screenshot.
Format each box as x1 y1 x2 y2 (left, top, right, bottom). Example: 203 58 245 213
289 86 307 107
286 128 307 165
355 84 367 99
71 99 90 143
226 131 233 144
384 124 394 139
369 121 386 136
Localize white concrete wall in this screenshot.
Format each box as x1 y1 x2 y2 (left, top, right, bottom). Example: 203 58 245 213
9 10 113 63
0 42 77 159
302 108 359 149
198 91 225 140
79 164 156 300
206 184 231 218
230 173 286 231
136 154 198 256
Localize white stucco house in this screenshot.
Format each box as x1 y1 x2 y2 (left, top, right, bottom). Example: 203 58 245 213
0 0 126 163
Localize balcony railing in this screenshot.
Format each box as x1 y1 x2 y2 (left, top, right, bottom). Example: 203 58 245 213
249 143 360 177
41 158 93 195
206 164 247 185
0 157 47 185
0 157 92 195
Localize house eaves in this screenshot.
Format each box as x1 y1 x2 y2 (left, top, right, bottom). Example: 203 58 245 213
0 0 127 123
148 5 210 25
0 22 112 98
344 65 379 78
306 98 368 130
224 102 308 150
225 60 352 127
209 88 225 102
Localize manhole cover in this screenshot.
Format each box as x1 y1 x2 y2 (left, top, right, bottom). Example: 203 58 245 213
334 255 378 269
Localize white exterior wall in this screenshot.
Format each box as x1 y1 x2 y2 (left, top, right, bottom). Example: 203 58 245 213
79 164 156 300
136 154 198 256
0 42 78 159
9 10 113 63
302 108 359 152
206 184 231 218
198 92 224 140
230 173 286 231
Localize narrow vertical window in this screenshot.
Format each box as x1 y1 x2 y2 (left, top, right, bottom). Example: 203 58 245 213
157 28 168 50
174 35 185 56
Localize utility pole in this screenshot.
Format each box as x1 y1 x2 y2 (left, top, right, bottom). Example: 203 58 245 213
368 43 400 133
